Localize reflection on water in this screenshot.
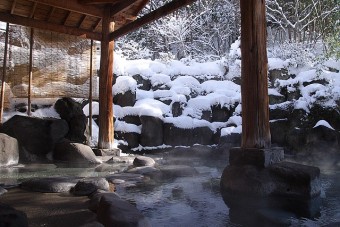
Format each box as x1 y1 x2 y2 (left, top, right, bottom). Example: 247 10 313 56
0 152 339 227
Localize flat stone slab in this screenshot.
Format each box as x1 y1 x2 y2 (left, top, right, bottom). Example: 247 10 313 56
229 147 284 168
268 161 321 198
221 161 320 198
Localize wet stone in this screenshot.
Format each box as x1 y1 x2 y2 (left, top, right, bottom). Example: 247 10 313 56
72 178 110 196
127 166 159 175
0 187 8 195
88 192 121 213
159 165 198 179
72 181 97 196
133 156 156 167
97 194 151 227
20 177 79 193
0 203 28 227
229 147 284 168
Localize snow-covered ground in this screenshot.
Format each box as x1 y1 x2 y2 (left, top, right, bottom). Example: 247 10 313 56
1 36 340 149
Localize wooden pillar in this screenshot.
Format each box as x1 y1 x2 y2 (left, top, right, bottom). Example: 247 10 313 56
89 39 93 140
27 27 34 116
0 23 9 123
240 0 271 149
98 7 114 149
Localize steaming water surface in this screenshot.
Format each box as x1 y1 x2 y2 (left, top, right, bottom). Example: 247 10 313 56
0 150 339 227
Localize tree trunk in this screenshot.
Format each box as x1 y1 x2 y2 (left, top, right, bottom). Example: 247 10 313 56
240 0 271 149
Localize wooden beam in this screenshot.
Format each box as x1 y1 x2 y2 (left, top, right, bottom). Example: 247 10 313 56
98 6 114 149
0 23 9 124
0 12 102 40
89 39 94 139
30 2 38 18
11 0 17 14
110 0 197 40
92 18 101 31
28 28 34 116
63 11 71 25
240 0 271 149
78 15 87 28
79 0 122 4
27 0 103 18
110 0 136 16
47 7 55 22
134 0 148 15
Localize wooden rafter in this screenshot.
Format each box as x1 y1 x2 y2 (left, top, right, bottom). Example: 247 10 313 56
11 0 17 14
110 0 137 16
0 12 101 40
27 0 103 18
79 0 122 4
110 0 197 40
63 11 71 25
47 7 55 22
78 15 87 28
92 18 101 31
134 0 148 15
30 2 38 18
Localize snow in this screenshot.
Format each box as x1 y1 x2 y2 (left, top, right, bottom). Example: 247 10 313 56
201 80 240 94
268 58 288 70
221 126 242 136
150 74 171 87
115 57 225 79
83 101 99 116
134 99 170 118
2 38 340 150
168 76 202 93
115 120 142 133
313 120 335 130
229 38 241 59
112 76 137 95
268 88 284 97
164 116 211 129
324 59 340 71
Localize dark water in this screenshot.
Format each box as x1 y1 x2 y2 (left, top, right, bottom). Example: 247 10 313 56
116 152 340 227
0 149 339 227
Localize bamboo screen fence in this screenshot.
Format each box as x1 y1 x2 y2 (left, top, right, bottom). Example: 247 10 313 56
0 24 99 110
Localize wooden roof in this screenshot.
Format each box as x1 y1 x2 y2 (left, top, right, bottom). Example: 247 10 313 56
0 0 197 41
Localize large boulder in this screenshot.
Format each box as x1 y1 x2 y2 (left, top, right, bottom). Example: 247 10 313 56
171 101 185 117
53 139 101 164
0 203 28 227
305 124 340 153
114 131 140 149
71 178 110 196
193 126 214 145
308 105 340 130
0 115 68 162
163 123 193 146
97 193 151 227
270 119 289 146
132 74 151 91
217 133 242 152
140 116 163 147
0 133 19 166
268 68 289 88
211 104 235 122
114 90 136 107
54 97 87 143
